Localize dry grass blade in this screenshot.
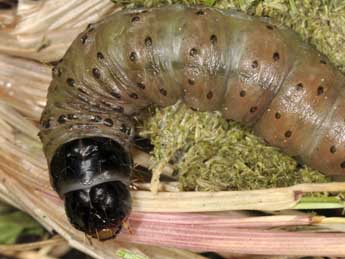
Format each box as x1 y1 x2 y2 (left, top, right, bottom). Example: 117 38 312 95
0 53 50 120
132 182 345 212
0 0 121 62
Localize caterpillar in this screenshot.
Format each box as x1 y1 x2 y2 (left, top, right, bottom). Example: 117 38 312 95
39 4 345 240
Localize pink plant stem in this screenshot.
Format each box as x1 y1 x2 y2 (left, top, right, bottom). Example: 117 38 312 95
129 212 312 228
119 221 345 256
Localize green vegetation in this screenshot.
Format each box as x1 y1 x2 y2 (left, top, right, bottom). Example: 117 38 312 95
140 104 329 191
0 203 44 244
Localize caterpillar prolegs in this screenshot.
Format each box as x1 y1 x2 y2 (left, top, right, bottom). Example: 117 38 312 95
39 5 345 239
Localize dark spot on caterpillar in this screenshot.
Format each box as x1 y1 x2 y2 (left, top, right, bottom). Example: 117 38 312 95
94 103 102 110
250 106 257 113
317 86 324 96
58 115 67 124
81 35 88 44
190 48 198 57
206 91 213 99
101 101 112 107
87 23 94 31
210 35 217 45
251 60 258 69
90 115 102 122
97 52 104 60
320 59 327 64
92 68 101 79
152 69 159 76
330 145 336 153
67 114 78 120
103 118 113 127
240 90 246 97
42 120 50 129
296 83 303 91
159 88 167 96
341 161 345 169
66 78 75 87
52 67 61 77
120 124 126 133
190 107 198 111
266 25 274 30
120 124 130 134
78 88 87 94
196 10 205 15
275 112 281 119
285 130 292 138
131 16 140 23
111 91 121 99
188 79 195 85
136 82 145 89
129 93 138 99
129 52 137 62
113 106 124 113
145 37 152 47
273 52 280 61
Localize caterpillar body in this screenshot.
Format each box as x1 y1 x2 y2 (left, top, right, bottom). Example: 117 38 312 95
39 5 345 240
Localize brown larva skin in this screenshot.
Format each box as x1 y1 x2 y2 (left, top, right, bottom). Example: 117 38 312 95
40 5 345 176
39 4 345 236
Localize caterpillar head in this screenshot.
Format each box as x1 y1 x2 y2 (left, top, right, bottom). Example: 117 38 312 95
64 181 131 240
50 137 132 240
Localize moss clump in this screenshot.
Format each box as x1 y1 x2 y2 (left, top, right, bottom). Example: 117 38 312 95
140 103 330 191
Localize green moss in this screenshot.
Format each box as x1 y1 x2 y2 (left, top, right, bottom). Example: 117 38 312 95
117 0 345 191
140 104 329 191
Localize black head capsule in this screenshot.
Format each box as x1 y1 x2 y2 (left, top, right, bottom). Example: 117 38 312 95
64 181 131 240
50 137 132 240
